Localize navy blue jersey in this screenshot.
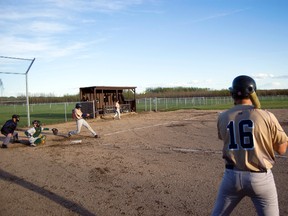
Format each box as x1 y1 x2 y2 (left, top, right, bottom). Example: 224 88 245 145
1 120 17 135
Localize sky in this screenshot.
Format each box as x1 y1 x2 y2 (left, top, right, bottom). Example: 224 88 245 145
0 0 287 97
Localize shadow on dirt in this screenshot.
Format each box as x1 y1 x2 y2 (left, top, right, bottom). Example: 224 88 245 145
0 168 97 216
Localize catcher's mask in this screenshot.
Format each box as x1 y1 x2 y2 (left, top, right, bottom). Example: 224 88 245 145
32 120 41 127
12 114 20 122
229 75 257 99
75 103 82 109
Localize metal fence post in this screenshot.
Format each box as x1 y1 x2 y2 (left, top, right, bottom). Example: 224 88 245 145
64 102 67 122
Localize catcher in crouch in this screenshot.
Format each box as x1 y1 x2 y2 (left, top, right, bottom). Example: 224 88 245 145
68 103 99 138
25 120 58 147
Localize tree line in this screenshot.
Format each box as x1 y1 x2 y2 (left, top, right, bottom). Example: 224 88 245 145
0 87 287 104
138 87 288 98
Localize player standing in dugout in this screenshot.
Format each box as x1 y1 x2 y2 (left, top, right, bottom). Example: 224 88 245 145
211 75 287 216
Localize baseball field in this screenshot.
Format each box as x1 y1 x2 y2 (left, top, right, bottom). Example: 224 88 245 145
0 109 287 216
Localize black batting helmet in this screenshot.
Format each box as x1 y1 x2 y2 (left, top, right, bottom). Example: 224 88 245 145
229 75 257 99
75 103 82 109
12 114 20 122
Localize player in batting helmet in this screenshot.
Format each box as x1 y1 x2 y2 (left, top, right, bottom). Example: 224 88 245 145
229 75 261 108
212 75 287 215
75 103 82 109
68 103 99 138
229 75 256 99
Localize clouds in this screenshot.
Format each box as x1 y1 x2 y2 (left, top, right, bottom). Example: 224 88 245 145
0 0 157 59
253 73 288 80
0 4 67 57
29 22 70 34
12 0 154 14
191 8 251 23
0 0 287 97
251 73 288 90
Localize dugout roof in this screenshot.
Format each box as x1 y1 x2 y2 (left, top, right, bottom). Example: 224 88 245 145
80 86 137 90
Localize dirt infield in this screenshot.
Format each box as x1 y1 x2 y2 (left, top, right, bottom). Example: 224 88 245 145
1 109 287 216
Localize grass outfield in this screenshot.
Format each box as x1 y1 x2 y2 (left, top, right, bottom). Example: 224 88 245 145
0 103 76 128
189 100 288 110
0 98 287 128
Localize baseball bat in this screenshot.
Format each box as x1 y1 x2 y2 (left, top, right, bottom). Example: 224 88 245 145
249 91 261 109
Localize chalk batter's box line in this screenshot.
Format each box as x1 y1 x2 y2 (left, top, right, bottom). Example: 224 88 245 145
104 117 198 136
104 120 180 136
103 119 288 159
103 118 219 155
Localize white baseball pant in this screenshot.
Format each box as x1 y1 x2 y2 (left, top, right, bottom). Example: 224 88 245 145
69 118 96 136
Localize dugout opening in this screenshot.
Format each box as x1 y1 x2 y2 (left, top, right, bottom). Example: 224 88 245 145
79 86 136 117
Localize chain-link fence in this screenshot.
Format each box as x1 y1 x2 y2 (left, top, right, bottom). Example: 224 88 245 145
1 95 287 127
136 97 234 112
137 95 288 112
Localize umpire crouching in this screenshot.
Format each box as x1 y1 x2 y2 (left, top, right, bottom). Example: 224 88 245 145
1 114 20 148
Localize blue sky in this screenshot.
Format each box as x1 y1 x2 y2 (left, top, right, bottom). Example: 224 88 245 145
0 0 287 97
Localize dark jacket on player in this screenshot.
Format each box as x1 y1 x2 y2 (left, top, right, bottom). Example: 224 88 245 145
1 120 18 136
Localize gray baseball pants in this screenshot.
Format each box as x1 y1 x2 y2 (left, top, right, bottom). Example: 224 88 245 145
211 169 279 216
2 132 18 145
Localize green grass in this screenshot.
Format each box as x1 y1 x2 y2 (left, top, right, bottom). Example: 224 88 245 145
185 100 288 110
260 100 288 109
1 97 287 128
0 103 76 128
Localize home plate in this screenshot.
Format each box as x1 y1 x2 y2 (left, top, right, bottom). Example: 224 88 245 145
71 140 82 144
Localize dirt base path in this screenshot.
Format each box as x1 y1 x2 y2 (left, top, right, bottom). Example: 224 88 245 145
1 109 287 216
